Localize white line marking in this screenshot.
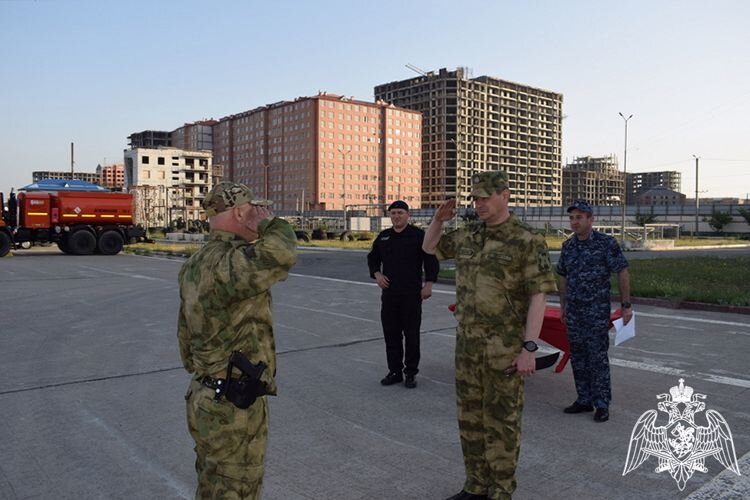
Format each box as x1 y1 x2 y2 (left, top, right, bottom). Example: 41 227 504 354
289 272 456 295
635 312 750 328
277 303 378 323
75 265 169 282
609 359 750 389
290 273 750 327
651 323 701 331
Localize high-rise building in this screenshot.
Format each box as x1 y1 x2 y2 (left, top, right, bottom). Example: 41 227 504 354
562 155 624 206
97 163 125 191
171 121 217 151
127 130 172 149
374 67 563 208
213 93 422 211
123 147 213 223
626 171 681 204
32 170 100 185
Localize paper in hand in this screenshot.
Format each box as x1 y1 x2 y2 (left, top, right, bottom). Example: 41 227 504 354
613 311 636 346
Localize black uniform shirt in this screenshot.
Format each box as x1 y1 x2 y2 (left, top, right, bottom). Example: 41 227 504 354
367 224 439 295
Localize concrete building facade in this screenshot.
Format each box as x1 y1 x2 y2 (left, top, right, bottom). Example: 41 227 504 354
562 155 625 206
171 121 217 151
127 130 171 149
213 93 422 211
627 171 681 204
374 67 563 208
123 147 213 224
637 186 686 206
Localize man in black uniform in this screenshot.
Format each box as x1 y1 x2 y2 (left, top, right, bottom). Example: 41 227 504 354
367 200 439 388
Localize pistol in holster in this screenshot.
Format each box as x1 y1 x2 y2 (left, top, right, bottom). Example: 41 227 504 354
218 351 269 409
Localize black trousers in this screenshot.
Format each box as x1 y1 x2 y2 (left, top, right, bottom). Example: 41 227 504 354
380 292 422 376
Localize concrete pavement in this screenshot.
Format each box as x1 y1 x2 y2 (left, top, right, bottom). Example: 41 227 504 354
0 248 748 499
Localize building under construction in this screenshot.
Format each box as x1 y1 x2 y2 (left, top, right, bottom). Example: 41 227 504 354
562 155 625 207
626 171 681 204
374 67 563 208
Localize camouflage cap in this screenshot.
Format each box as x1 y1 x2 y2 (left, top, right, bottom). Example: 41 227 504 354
202 181 272 216
471 170 510 198
567 199 594 214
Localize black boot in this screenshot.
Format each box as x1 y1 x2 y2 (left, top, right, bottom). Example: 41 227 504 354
380 372 403 386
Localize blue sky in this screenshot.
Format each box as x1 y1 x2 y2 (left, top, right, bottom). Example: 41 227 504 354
2 0 749 199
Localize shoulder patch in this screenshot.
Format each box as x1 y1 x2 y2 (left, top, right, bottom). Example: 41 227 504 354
537 248 552 272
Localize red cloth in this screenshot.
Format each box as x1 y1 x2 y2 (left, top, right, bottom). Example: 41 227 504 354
541 306 622 373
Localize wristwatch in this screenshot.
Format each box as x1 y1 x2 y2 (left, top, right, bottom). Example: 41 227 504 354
621 302 632 309
522 340 539 352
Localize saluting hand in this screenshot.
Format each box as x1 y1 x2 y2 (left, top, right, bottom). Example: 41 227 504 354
252 205 273 223
434 198 457 223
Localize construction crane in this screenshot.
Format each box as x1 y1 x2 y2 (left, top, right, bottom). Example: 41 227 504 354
405 63 432 76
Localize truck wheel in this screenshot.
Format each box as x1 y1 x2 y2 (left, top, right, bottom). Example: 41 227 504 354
0 232 11 257
98 230 124 255
68 230 96 255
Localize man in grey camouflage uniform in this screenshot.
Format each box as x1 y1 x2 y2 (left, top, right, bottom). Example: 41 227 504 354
556 200 631 423
178 181 297 499
423 171 557 500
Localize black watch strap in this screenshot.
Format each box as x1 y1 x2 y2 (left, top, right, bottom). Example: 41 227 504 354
522 340 539 352
621 301 632 308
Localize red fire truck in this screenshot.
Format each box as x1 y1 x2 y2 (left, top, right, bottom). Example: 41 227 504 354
0 189 145 257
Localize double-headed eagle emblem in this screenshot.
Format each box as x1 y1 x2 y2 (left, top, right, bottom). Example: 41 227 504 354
623 378 741 490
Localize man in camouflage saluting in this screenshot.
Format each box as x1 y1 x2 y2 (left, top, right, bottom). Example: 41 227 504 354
178 181 297 499
423 171 557 500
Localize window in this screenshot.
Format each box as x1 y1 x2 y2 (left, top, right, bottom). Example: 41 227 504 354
141 156 150 164
158 157 165 165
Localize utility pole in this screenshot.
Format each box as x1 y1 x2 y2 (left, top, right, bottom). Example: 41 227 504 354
693 155 700 236
618 112 633 245
70 142 75 175
338 146 350 231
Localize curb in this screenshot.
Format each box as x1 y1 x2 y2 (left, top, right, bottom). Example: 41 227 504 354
625 296 750 316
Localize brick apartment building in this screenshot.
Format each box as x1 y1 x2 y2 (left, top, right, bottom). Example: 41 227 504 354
212 93 422 211
97 163 125 190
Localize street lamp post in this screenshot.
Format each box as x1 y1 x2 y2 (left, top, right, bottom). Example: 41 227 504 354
693 155 700 236
618 112 633 245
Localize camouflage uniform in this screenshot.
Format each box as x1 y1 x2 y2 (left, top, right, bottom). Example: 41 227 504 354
178 182 297 500
435 172 557 500
556 229 627 410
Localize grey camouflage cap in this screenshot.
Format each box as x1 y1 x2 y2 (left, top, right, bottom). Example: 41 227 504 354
202 181 272 216
471 170 510 198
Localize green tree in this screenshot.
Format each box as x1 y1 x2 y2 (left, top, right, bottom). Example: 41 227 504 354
704 210 733 234
635 212 658 226
738 208 750 226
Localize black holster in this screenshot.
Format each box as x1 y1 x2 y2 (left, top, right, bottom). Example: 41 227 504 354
223 351 269 409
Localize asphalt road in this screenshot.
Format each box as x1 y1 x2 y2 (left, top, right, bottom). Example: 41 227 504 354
293 245 750 282
0 248 748 499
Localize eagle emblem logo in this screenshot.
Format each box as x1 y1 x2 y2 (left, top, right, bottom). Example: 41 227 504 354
623 378 741 490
